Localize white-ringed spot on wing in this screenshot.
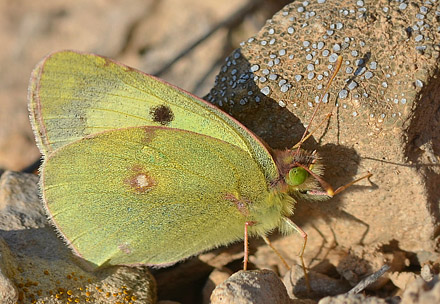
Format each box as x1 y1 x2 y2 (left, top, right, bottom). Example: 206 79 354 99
118 243 132 254
126 165 157 193
225 193 252 217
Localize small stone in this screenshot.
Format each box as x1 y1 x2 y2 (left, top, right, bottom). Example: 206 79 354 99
211 270 291 304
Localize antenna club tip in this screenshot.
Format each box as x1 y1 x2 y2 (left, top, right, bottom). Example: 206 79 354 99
327 189 335 197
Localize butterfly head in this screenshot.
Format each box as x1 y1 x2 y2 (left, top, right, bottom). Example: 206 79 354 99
272 149 332 199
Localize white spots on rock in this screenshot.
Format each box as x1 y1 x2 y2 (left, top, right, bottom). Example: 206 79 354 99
279 79 287 87
209 1 426 125
354 66 366 76
269 74 278 81
314 95 320 103
250 64 259 72
399 3 407 10
348 81 358 90
261 86 270 96
339 89 348 99
280 84 290 93
333 43 341 51
365 71 373 79
329 53 339 62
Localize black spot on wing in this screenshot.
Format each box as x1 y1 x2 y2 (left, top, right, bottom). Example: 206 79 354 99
150 105 174 126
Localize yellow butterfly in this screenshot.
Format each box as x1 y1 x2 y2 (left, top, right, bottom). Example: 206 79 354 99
29 51 370 274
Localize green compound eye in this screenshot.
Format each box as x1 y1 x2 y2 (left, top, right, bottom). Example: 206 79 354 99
286 167 309 186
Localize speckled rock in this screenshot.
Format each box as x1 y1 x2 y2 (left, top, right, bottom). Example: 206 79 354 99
210 269 293 304
400 275 440 304
335 245 407 289
205 0 439 273
283 265 351 299
318 293 387 304
0 171 156 304
202 268 233 304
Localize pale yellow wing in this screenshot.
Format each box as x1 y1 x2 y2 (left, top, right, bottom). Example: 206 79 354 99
42 127 283 268
28 51 278 181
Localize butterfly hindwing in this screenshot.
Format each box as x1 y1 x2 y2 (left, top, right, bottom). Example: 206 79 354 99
42 126 278 267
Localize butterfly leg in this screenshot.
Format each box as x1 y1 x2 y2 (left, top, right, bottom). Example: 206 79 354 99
283 217 311 291
261 235 290 269
243 221 252 271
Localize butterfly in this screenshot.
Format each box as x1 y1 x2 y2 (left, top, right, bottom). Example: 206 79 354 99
29 50 370 275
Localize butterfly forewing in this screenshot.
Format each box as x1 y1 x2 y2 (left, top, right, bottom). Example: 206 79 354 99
29 51 278 181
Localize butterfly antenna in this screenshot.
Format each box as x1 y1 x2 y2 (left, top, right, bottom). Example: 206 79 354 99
294 55 343 153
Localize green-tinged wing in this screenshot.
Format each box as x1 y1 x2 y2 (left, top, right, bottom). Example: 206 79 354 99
42 127 283 268
29 50 277 181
